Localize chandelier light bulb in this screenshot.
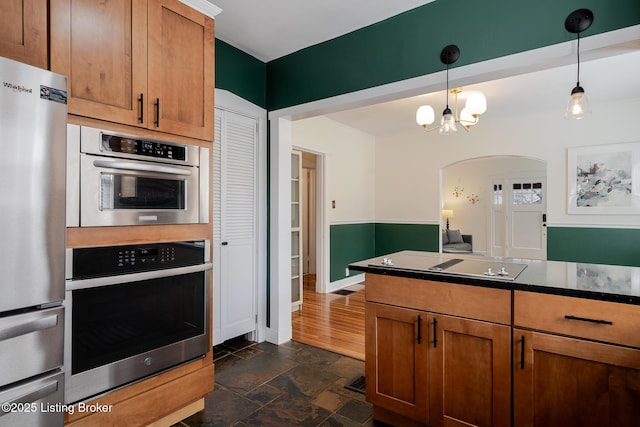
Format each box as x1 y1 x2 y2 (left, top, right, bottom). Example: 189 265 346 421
464 92 487 116
459 108 478 127
416 105 435 127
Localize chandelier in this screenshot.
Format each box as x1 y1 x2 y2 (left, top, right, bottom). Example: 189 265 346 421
416 45 487 134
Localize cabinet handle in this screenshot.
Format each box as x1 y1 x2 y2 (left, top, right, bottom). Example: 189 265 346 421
564 315 613 325
433 317 438 348
520 335 525 370
221 241 228 246
138 93 144 123
417 315 422 344
154 98 160 127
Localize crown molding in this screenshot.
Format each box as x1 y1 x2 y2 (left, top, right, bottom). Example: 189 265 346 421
179 0 222 18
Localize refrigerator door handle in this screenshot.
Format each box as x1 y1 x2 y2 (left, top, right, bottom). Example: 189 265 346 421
0 380 59 418
0 314 59 342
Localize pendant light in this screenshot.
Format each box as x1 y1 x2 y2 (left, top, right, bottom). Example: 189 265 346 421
416 45 487 133
564 9 594 119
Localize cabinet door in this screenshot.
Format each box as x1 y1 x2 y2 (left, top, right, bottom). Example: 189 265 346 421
147 0 214 140
365 302 428 423
0 0 47 68
429 314 511 427
514 329 640 427
50 0 147 126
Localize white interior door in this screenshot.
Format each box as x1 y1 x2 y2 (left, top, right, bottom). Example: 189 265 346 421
506 178 547 259
491 177 547 260
213 108 257 345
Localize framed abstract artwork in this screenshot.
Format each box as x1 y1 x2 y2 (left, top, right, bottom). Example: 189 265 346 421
567 142 640 214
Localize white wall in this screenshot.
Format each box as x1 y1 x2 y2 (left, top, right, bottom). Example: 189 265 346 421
375 97 640 229
292 116 376 224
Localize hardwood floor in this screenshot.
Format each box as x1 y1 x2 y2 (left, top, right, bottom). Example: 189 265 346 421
291 275 366 360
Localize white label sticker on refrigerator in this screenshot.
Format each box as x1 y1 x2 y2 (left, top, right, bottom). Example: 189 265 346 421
40 85 67 104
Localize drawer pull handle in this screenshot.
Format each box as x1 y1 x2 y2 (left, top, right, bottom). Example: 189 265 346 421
520 335 525 370
417 315 422 344
564 315 613 325
433 317 438 348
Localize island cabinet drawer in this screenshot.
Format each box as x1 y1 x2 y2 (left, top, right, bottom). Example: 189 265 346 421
365 274 511 324
514 291 640 348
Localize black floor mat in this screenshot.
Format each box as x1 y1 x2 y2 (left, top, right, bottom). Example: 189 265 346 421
345 375 366 394
333 289 355 296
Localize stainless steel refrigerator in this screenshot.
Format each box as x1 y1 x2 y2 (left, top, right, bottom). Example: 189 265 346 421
0 56 67 426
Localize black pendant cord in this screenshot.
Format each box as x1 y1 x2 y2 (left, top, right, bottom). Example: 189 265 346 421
445 56 450 109
576 31 581 86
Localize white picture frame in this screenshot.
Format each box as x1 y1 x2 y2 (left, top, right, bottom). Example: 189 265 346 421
567 142 640 214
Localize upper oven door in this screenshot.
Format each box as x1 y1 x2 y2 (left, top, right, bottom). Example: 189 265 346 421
80 154 199 226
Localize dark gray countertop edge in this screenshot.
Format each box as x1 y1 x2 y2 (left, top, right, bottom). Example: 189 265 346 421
348 264 640 306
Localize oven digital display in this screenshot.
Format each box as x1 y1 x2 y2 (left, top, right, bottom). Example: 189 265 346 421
101 134 186 161
138 248 158 258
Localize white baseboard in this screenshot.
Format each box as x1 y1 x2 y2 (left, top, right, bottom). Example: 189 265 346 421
326 273 365 293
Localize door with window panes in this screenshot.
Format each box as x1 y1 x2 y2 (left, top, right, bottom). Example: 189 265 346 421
491 177 546 259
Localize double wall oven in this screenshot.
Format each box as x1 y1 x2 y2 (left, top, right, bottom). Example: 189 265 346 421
64 241 212 404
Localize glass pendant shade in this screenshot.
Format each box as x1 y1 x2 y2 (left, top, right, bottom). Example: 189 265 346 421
416 105 435 127
439 108 457 134
564 85 591 119
464 92 487 116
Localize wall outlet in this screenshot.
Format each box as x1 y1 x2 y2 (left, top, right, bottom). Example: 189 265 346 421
345 267 350 276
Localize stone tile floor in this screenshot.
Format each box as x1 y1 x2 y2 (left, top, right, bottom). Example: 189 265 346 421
173 338 383 427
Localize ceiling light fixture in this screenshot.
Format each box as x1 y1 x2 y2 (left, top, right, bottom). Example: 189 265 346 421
564 8 594 120
416 45 487 134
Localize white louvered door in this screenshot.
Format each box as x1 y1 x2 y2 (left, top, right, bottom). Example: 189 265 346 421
213 108 257 345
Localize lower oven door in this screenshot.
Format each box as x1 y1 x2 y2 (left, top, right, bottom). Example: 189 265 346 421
79 153 200 226
64 264 211 404
0 370 64 427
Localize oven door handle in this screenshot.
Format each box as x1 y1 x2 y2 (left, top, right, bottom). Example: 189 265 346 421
93 159 193 176
66 262 213 291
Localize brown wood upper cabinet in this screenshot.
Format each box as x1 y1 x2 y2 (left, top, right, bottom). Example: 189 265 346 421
0 0 48 69
50 0 214 141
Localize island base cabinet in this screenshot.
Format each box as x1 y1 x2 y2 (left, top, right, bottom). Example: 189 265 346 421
365 302 429 425
514 330 640 427
429 315 511 427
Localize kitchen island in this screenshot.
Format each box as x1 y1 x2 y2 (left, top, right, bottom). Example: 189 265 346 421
349 251 640 427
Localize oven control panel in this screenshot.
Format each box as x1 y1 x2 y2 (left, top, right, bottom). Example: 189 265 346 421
71 241 206 279
102 134 187 161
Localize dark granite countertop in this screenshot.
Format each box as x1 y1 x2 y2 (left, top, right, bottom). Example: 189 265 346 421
349 251 640 305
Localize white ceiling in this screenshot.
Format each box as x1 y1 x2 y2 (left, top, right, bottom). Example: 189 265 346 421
210 1 640 137
211 0 436 62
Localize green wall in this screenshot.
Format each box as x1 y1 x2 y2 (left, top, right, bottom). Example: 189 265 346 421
330 224 640 283
330 223 439 282
330 223 375 282
374 223 439 256
215 39 267 109
548 227 640 267
266 0 640 110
